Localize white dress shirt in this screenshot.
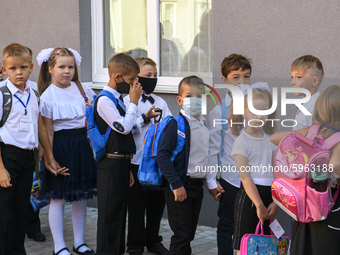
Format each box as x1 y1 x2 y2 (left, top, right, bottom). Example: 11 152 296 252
293 91 320 130
124 93 172 165
40 81 96 131
0 80 39 149
206 95 241 190
97 85 138 135
180 109 209 179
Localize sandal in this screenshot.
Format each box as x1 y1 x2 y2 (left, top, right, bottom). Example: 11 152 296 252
73 243 95 255
53 247 72 255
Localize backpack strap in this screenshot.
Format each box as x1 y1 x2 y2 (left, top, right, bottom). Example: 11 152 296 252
306 124 321 139
74 81 89 104
0 85 12 128
32 88 40 106
324 132 340 149
94 90 119 135
218 99 230 165
171 115 186 161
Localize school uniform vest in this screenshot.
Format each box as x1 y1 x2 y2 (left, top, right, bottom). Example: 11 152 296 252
95 100 136 154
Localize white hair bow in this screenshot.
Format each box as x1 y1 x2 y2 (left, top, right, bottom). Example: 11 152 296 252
36 47 82 66
237 82 271 96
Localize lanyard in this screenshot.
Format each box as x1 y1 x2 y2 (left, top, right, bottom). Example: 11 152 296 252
14 91 31 115
323 124 340 132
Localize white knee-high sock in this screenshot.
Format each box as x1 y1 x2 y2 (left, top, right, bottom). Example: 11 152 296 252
72 200 90 252
49 199 70 255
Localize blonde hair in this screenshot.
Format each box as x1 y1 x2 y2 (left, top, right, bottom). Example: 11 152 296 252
108 53 140 78
135 57 156 68
38 47 79 95
2 43 31 64
291 55 324 79
313 85 340 139
228 89 276 136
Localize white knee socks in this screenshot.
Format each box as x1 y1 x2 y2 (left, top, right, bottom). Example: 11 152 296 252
49 199 69 255
72 200 90 253
49 199 90 254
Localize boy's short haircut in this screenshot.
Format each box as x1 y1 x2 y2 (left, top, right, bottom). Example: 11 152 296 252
108 53 140 77
291 55 324 78
135 57 156 67
2 43 31 64
221 54 252 77
178 75 204 96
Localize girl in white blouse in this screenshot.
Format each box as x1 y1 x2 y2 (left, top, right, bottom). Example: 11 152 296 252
228 85 278 255
37 47 96 255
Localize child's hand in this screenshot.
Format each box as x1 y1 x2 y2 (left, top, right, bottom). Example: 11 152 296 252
208 180 225 201
45 157 69 176
173 186 187 202
145 106 161 119
267 202 279 220
129 80 143 105
129 170 134 187
256 204 269 224
85 102 93 107
0 167 12 188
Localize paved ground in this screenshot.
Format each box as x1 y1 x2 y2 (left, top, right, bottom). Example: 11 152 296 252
25 204 219 255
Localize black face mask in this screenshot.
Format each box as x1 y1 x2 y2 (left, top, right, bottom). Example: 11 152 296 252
116 76 130 94
138 76 157 94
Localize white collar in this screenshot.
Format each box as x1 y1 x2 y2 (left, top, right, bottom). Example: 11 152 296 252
303 91 320 110
104 85 122 99
180 108 206 123
7 80 29 95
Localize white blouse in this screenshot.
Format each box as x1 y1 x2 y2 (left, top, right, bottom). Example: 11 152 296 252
40 81 95 131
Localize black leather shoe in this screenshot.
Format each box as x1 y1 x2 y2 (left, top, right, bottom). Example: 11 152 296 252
73 243 95 255
147 242 168 255
28 231 46 242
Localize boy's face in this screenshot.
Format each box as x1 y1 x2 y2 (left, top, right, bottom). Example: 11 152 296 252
223 68 251 86
291 68 318 96
2 57 33 88
177 83 204 106
115 72 138 85
139 64 157 78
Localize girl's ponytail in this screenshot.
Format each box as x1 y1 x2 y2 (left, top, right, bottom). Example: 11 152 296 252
37 61 51 95
228 98 245 137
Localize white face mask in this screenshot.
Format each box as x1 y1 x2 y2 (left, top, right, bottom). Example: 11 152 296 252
181 97 202 116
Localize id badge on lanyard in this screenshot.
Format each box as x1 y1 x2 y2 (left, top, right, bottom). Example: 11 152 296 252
14 91 31 132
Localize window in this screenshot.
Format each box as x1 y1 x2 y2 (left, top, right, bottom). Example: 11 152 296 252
92 0 211 92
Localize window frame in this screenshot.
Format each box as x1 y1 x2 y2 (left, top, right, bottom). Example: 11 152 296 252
90 0 211 93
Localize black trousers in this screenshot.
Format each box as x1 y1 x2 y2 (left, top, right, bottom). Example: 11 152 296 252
0 143 35 255
26 206 41 237
164 177 204 255
96 156 131 255
126 164 165 253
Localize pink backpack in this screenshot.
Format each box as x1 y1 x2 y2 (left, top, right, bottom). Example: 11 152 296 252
271 124 340 223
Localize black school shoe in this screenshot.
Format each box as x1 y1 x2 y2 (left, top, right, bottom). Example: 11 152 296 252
147 242 168 255
27 231 46 242
73 243 95 255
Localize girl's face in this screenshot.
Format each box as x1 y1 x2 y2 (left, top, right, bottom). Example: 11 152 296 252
244 97 270 130
49 56 75 88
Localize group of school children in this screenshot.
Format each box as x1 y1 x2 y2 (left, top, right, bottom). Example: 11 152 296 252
0 42 339 255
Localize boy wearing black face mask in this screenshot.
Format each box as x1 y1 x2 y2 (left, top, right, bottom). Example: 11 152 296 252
96 53 143 255
124 57 172 255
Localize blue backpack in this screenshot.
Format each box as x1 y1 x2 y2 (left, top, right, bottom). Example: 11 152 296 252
85 90 122 162
138 115 186 189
